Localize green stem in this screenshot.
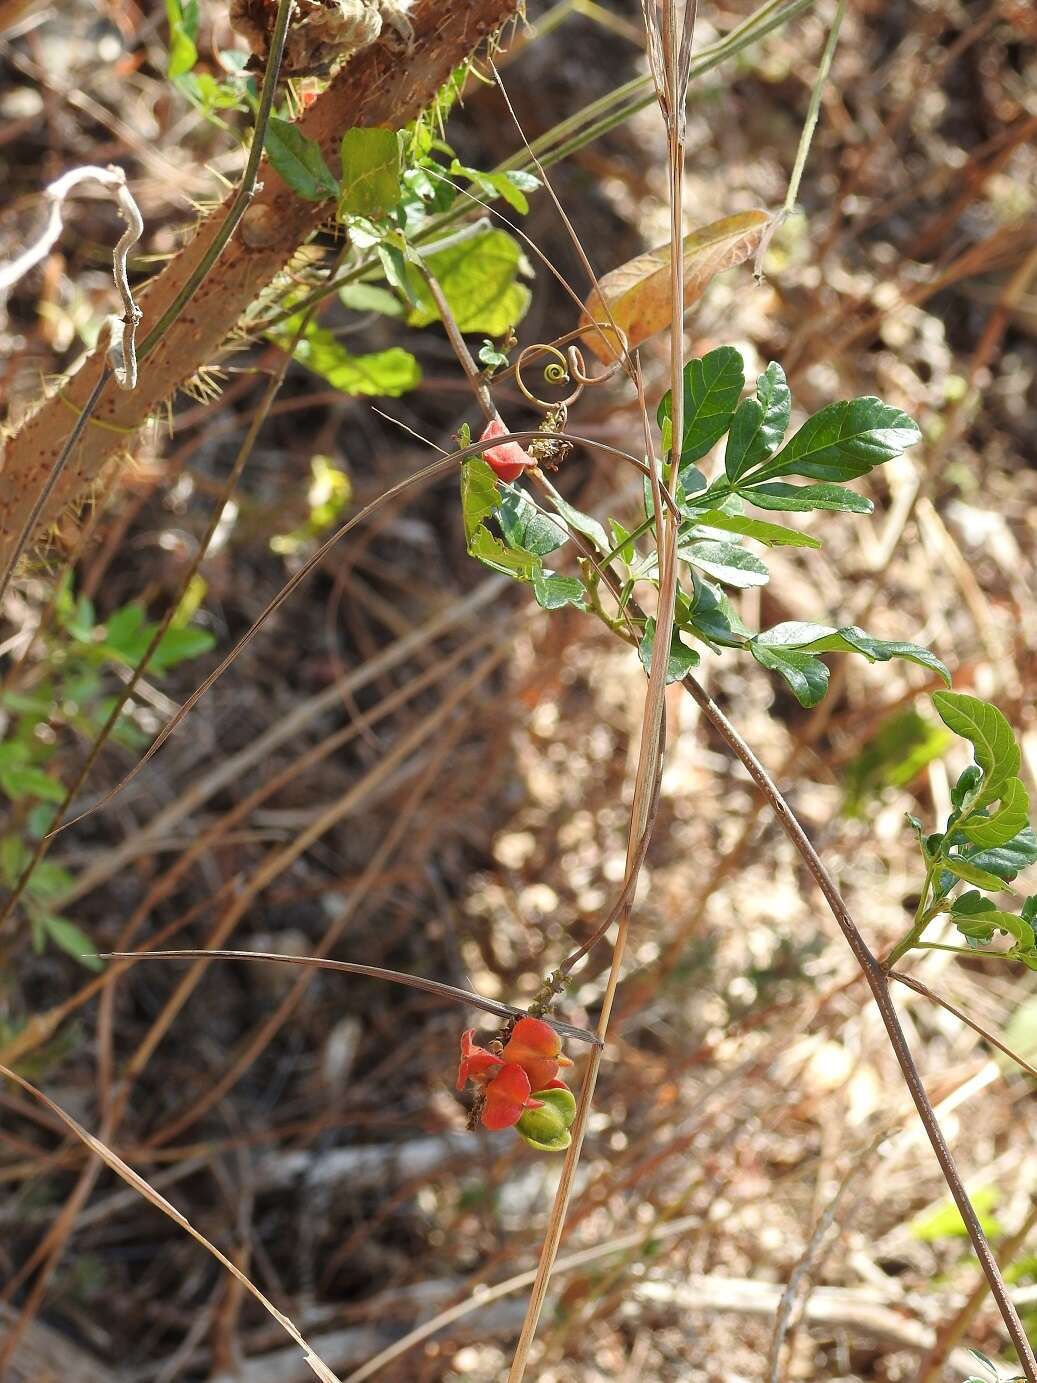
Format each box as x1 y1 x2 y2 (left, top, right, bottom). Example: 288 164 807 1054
884 862 938 968
781 0 846 218
913 942 1012 959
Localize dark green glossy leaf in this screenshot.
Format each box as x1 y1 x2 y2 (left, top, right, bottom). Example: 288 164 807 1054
741 481 873 514
750 397 922 483
680 540 769 588
265 118 339 202
724 361 790 482
691 509 820 550
542 486 609 553
932 692 1021 806
961 827 1037 883
750 643 829 706
753 622 949 685
657 346 744 466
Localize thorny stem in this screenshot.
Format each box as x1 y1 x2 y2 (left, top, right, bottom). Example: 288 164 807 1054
678 673 1037 1381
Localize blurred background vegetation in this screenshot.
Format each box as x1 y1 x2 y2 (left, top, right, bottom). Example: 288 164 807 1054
0 0 1036 1379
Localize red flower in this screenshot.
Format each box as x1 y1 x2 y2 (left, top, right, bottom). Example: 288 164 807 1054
456 1029 504 1090
501 1016 574 1092
479 417 535 483
481 1063 543 1131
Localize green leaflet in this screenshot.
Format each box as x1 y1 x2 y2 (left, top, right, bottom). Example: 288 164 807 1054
740 481 873 514
407 229 532 335
932 691 1021 807
724 361 790 482
339 128 402 219
265 119 339 202
679 540 770 588
658 346 744 466
748 397 922 483
691 509 821 550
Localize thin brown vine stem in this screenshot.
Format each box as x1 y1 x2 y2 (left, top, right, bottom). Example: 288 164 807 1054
97 953 603 1049
889 970 1037 1081
678 670 1037 1380
29 428 669 843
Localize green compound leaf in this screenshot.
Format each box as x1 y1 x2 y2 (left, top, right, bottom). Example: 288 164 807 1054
724 361 791 482
658 346 744 467
740 481 873 514
265 118 339 202
408 228 532 335
679 540 770 588
339 128 401 219
638 619 701 684
691 509 821 550
749 397 922 483
932 692 1021 806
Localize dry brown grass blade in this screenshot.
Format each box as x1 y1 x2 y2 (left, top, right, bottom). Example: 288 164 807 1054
0 1062 343 1383
97 951 603 1048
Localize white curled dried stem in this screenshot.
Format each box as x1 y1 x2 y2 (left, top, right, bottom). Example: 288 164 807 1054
0 163 144 389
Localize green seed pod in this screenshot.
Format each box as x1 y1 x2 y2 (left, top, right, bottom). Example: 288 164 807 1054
516 1087 576 1152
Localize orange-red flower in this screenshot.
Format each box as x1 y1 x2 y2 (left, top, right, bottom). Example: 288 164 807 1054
501 1016 574 1092
481 1063 543 1131
456 1029 503 1090
479 417 535 484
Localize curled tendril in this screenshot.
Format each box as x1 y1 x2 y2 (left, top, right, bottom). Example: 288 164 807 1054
513 323 630 414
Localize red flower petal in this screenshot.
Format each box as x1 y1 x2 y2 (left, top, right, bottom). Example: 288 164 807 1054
457 1029 503 1090
501 1017 568 1092
480 418 535 484
481 1063 538 1130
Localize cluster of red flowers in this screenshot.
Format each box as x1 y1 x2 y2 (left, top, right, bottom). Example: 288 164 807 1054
457 1017 576 1150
